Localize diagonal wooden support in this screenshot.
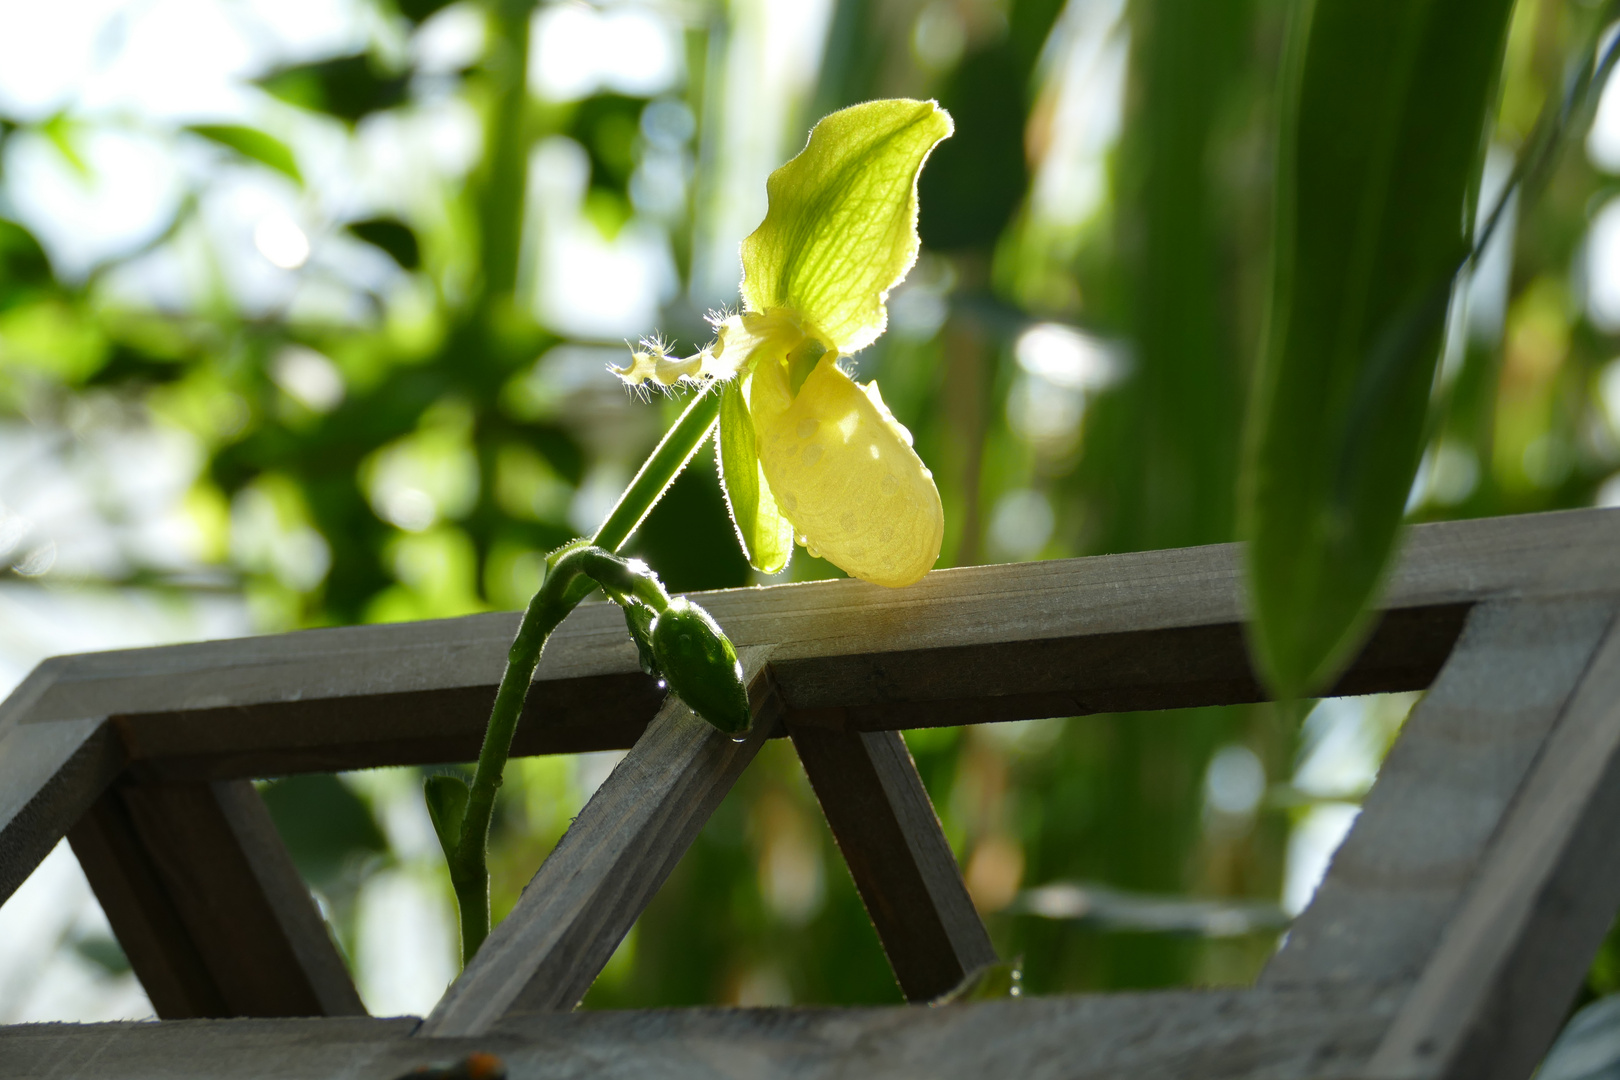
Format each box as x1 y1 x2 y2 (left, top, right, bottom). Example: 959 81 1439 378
68 779 366 1019
790 718 996 1001
1262 596 1618 990
0 665 125 906
1366 602 1620 1080
420 649 781 1036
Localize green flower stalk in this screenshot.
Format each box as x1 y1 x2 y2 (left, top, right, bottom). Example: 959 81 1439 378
432 98 954 965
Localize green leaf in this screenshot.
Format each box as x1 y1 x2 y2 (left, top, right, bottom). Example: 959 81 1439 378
717 378 793 574
1239 0 1515 700
395 0 458 24
347 216 420 269
187 125 303 184
740 99 953 354
257 55 409 124
0 219 52 299
39 113 90 178
260 774 388 886
423 774 470 863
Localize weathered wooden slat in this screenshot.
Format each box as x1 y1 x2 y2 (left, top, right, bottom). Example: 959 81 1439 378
1364 607 1620 1080
68 779 365 1019
790 721 996 1001
797 601 1468 733
15 506 1607 779
67 784 227 1018
0 985 1397 1080
0 658 124 905
419 651 782 1036
0 1017 416 1079
3 510 1619 1077
1263 597 1617 990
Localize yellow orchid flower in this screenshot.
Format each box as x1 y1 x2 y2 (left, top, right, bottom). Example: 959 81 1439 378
613 99 953 588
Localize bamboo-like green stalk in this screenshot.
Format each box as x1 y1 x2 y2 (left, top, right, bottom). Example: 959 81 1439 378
447 383 722 962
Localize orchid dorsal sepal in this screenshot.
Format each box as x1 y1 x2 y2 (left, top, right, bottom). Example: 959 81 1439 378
741 99 953 354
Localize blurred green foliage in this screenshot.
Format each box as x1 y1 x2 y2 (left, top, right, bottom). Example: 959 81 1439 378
3 0 1620 1012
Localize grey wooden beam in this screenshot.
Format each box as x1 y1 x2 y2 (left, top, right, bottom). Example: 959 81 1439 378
0 985 1397 1080
0 657 124 905
15 506 1611 779
790 719 996 1001
1263 597 1617 990
419 650 782 1036
1365 605 1620 1080
68 779 365 1019
0 1017 416 1079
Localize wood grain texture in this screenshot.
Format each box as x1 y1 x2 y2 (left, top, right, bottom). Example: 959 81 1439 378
0 985 1397 1080
14 506 1607 779
1365 607 1620 1080
1263 597 1617 989
420 651 782 1037
68 780 364 1019
790 722 996 1001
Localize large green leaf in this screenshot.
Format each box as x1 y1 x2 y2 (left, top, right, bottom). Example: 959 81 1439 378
1240 0 1515 699
716 377 793 574
739 99 952 354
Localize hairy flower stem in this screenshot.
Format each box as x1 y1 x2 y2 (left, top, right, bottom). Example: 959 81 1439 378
594 383 724 553
448 383 721 963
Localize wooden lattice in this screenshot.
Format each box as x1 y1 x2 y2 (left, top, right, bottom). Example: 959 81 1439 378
4 507 1620 1079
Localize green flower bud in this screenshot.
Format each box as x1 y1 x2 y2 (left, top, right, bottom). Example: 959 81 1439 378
649 597 752 735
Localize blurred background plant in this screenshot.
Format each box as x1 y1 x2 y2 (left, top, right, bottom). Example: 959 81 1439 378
1 0 1619 1023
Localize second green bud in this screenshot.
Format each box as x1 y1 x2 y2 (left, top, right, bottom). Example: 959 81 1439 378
650 598 752 735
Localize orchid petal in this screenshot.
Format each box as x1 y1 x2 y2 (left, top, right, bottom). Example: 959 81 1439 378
751 353 942 587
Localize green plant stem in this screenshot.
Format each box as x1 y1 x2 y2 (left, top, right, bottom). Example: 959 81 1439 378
595 384 724 551
448 562 576 959
448 383 720 963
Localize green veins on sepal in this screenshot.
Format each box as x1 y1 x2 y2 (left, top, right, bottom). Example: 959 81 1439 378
740 98 954 355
